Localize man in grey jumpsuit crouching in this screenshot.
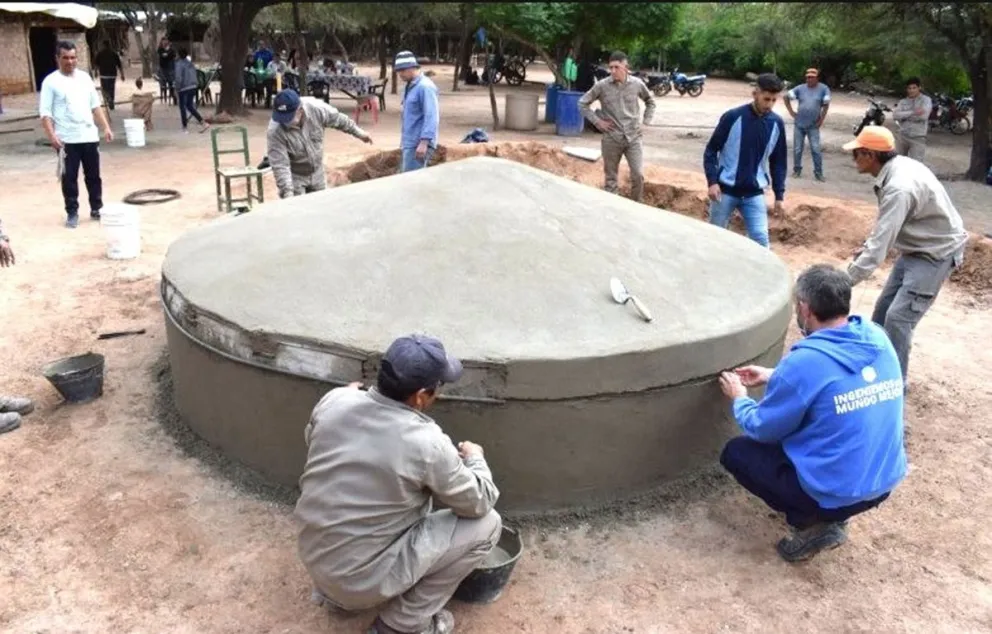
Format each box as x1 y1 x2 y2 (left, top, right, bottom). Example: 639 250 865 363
844 126 968 389
295 334 501 634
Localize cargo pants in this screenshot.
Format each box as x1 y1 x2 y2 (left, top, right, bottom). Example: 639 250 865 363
281 170 327 198
602 135 644 202
896 133 927 162
871 250 962 382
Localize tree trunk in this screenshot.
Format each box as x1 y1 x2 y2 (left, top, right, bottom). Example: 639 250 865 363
965 55 990 181
391 32 401 96
331 28 349 62
454 3 474 91
377 29 388 80
291 0 308 95
134 31 152 78
217 2 267 115
487 57 499 129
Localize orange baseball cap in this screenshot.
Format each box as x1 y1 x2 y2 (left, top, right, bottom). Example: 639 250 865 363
843 126 896 152
805 68 819 77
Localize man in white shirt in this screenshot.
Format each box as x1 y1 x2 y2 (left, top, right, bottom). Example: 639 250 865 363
39 41 114 229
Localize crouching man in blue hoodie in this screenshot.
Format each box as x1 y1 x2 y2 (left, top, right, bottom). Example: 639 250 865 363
718 264 907 562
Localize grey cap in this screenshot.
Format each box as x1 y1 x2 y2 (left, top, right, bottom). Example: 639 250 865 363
379 334 463 396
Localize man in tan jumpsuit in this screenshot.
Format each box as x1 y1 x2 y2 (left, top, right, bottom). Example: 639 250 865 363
892 77 932 162
267 88 373 198
578 50 656 202
296 334 501 634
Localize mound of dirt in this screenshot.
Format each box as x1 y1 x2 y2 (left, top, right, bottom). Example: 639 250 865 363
330 141 992 295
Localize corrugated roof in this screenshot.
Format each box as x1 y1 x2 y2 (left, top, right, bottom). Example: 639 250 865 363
0 2 99 29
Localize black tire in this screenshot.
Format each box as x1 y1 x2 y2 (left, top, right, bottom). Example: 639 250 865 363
687 83 704 98
653 82 671 97
505 60 526 86
950 116 971 135
853 119 867 136
123 189 181 205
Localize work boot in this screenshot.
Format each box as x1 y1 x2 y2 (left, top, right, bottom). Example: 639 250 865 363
814 173 826 182
0 395 34 415
0 412 21 435
368 610 455 634
776 522 848 562
66 213 79 229
91 208 102 221
792 169 802 178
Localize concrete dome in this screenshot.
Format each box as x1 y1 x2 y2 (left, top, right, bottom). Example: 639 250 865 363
162 157 793 515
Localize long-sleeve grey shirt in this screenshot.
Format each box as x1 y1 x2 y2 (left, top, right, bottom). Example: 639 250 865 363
266 97 368 198
892 94 932 138
848 155 968 285
295 386 499 607
579 75 656 142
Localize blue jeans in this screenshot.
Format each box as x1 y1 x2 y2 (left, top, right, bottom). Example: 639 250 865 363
720 437 890 529
707 192 769 248
399 146 435 173
793 125 823 176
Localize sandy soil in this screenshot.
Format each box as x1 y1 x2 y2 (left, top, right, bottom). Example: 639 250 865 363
1 62 992 634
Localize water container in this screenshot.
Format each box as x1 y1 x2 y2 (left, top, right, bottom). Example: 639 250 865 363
123 118 146 148
544 83 560 123
101 203 141 260
555 90 584 136
504 93 539 131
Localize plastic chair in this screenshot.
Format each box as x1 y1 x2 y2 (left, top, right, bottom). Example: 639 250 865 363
353 93 379 125
210 126 270 213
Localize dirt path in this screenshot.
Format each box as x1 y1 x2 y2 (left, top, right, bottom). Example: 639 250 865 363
2 64 992 633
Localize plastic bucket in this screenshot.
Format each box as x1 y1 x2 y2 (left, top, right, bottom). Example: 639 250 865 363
101 203 141 260
555 90 584 136
544 83 560 123
123 118 146 148
504 93 539 131
42 352 105 404
452 526 523 604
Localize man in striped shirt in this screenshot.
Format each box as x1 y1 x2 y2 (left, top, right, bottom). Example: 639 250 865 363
703 73 788 248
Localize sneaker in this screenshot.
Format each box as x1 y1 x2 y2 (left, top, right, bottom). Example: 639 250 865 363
0 412 21 435
66 214 79 229
198 122 211 134
91 209 102 221
0 395 34 415
814 173 826 182
776 522 848 562
368 610 455 634
792 170 802 178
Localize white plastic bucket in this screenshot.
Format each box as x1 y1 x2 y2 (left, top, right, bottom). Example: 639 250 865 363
101 203 141 260
123 118 146 148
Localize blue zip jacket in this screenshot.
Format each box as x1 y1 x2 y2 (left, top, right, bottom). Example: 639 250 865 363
401 74 440 150
704 103 788 201
732 316 907 508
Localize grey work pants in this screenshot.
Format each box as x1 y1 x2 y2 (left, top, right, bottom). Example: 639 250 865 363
290 170 327 197
602 135 644 202
871 252 958 381
378 510 501 633
896 133 927 162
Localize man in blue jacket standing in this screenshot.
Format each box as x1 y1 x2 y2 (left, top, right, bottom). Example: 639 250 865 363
703 73 788 248
394 51 440 173
718 264 907 562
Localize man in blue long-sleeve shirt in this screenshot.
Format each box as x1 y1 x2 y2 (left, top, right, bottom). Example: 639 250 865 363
394 50 440 173
703 73 788 248
717 264 907 563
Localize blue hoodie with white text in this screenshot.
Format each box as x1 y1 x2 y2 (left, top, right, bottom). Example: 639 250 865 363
733 316 907 508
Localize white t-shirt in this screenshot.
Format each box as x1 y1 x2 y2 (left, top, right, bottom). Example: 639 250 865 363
39 69 101 144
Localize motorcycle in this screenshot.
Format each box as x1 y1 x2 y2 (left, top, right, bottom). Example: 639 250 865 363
853 96 892 136
929 93 971 135
657 67 706 97
633 70 671 96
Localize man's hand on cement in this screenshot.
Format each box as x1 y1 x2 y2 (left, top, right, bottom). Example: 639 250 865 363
734 365 772 387
0 240 15 268
718 371 748 400
707 184 721 202
415 139 429 160
458 441 484 460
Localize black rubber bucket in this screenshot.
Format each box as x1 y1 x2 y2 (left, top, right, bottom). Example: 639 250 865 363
42 352 105 404
453 526 523 605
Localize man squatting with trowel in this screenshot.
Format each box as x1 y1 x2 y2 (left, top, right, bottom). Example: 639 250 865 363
579 50 656 203
295 334 501 634
266 88 373 198
0 219 37 435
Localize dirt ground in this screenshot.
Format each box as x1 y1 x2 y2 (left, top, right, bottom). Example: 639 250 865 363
2 62 992 633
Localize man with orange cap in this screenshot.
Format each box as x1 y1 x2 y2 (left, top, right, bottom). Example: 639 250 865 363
843 126 968 388
784 68 831 181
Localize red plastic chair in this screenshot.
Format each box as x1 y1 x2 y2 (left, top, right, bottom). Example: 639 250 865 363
353 93 379 125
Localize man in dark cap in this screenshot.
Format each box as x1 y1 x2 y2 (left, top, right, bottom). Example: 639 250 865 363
266 88 373 198
295 334 501 634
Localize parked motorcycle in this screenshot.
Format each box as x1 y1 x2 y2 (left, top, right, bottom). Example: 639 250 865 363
853 96 892 136
929 93 971 135
633 70 671 96
660 67 706 97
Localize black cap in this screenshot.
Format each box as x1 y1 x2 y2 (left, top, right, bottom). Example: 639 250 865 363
378 334 463 398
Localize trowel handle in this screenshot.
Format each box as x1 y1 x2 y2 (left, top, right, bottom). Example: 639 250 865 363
630 296 653 322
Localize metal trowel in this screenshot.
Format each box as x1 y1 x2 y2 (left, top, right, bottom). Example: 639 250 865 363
610 277 653 322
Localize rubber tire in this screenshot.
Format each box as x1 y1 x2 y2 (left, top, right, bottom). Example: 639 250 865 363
687 84 704 98
505 61 526 86
950 116 971 135
653 82 672 97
